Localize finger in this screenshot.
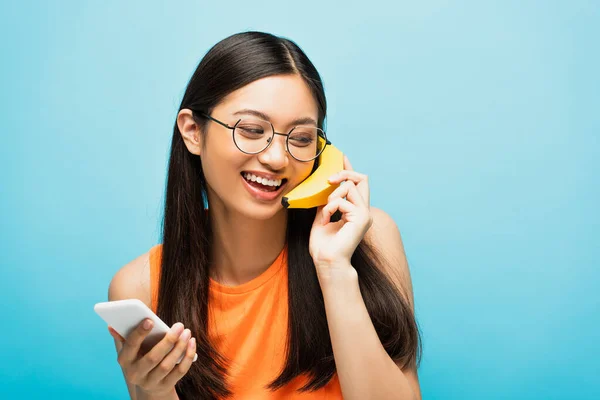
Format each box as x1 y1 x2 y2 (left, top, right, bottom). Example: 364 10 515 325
321 198 355 224
328 181 367 209
118 319 154 365
137 323 185 376
329 171 369 206
328 170 368 185
344 155 354 171
161 337 197 388
108 326 125 343
327 181 351 203
147 329 192 382
312 205 327 226
344 181 368 208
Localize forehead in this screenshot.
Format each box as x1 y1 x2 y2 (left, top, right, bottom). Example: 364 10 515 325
217 74 319 126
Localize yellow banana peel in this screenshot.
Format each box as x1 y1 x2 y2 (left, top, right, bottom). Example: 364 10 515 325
281 144 345 209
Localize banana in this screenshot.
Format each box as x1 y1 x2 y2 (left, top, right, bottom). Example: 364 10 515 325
281 143 344 209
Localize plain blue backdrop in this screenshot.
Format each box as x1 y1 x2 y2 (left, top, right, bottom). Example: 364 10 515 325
1 1 598 399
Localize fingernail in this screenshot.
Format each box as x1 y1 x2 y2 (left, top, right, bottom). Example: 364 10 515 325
171 322 184 335
143 319 153 330
181 329 191 341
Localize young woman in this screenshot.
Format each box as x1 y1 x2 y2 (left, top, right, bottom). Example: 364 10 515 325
107 31 422 400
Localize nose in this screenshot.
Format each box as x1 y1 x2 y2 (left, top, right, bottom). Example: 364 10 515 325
257 134 289 170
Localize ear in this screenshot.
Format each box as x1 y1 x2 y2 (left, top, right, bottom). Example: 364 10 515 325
177 108 203 155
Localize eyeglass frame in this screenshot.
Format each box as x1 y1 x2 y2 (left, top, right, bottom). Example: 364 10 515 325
196 111 330 162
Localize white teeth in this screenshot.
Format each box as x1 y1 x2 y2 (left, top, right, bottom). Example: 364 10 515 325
243 173 283 187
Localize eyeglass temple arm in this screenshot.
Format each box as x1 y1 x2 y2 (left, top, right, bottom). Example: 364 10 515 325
199 112 235 129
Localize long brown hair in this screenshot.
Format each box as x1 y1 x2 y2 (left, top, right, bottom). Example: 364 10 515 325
157 31 422 399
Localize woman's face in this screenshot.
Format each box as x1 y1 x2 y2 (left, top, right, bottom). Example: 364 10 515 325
179 74 320 220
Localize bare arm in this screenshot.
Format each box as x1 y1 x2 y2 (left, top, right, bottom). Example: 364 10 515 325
107 251 186 400
316 207 422 400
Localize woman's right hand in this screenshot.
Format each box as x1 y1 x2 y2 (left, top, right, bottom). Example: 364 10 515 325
108 319 197 397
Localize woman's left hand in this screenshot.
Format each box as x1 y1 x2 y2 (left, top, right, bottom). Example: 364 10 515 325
309 155 373 271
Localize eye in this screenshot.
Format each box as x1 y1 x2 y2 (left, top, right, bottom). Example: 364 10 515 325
239 125 264 133
289 136 314 145
237 126 266 139
289 129 317 147
236 118 271 138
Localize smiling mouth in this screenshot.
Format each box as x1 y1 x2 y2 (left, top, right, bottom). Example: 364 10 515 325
241 172 288 192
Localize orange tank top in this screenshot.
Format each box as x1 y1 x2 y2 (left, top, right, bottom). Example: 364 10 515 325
149 244 343 399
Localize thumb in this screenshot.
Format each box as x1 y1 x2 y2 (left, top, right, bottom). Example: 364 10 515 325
108 326 125 343
313 205 327 226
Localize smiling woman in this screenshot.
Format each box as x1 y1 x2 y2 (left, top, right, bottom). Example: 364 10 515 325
179 74 318 216
107 31 422 400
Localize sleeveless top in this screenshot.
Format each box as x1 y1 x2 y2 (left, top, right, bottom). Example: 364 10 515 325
149 244 343 399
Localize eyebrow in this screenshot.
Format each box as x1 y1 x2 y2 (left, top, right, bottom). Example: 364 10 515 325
233 108 318 127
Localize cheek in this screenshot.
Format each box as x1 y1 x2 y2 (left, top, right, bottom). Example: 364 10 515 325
201 141 243 186
202 154 223 178
295 161 316 183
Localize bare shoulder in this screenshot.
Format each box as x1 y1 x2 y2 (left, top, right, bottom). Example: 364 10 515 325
365 206 414 310
108 249 152 308
366 207 422 398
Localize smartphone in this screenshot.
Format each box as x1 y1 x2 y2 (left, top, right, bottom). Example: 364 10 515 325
94 298 197 364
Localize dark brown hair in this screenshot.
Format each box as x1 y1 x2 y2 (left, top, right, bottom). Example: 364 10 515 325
157 31 422 399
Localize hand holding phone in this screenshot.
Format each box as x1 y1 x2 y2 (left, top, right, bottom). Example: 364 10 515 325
95 299 197 396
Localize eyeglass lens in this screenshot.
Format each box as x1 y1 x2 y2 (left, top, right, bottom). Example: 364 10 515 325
233 118 326 161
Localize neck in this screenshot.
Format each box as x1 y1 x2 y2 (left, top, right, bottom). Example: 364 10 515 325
207 202 287 287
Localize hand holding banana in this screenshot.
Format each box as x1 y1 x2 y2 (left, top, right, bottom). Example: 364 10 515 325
308 155 373 271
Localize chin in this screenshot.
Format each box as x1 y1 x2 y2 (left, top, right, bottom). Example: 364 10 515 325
238 201 287 221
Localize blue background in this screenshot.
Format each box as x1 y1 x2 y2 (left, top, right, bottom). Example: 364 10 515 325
1 1 598 399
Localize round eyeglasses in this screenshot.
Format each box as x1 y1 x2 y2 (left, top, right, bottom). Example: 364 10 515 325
198 112 329 162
